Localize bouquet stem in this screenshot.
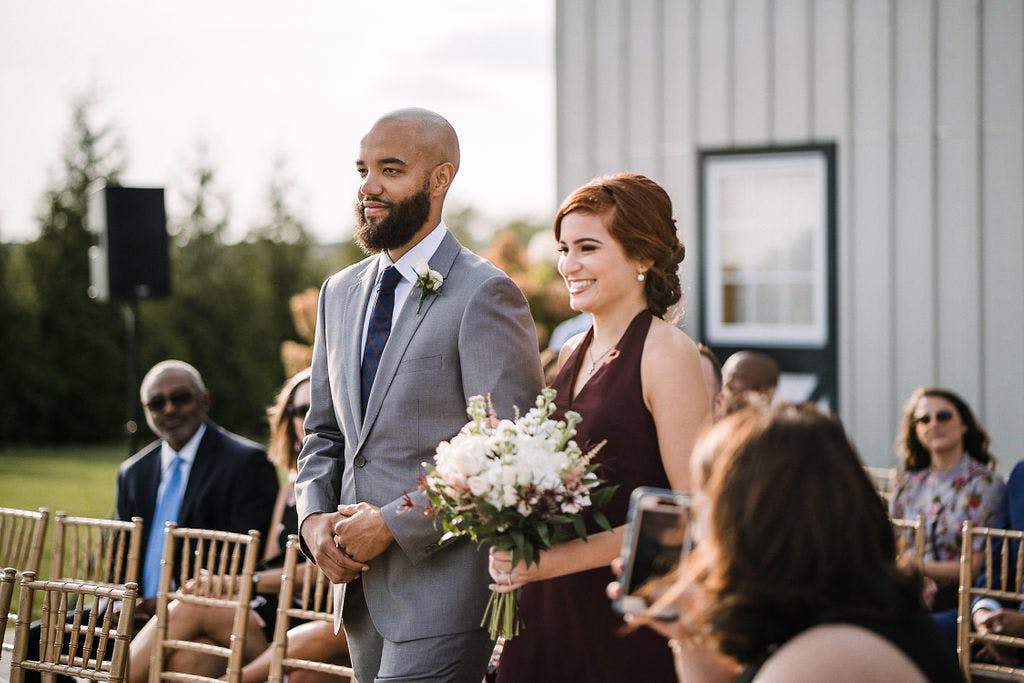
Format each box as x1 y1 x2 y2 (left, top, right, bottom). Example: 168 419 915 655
481 589 521 640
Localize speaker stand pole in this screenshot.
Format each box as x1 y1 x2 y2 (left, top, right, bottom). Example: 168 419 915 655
124 298 140 456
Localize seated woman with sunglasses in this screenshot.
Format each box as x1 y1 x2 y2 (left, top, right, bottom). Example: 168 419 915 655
130 368 349 682
890 386 1004 612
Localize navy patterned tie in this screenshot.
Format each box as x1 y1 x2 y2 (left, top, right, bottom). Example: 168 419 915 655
360 266 404 416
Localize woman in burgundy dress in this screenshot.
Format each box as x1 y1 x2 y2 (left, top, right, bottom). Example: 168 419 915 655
490 173 712 682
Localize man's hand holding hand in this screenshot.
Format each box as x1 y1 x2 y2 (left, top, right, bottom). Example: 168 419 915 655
300 511 368 584
333 502 395 564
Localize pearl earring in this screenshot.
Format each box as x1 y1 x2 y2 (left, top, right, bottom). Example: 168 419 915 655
637 272 645 282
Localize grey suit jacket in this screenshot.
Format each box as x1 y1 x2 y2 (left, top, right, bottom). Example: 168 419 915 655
295 231 543 642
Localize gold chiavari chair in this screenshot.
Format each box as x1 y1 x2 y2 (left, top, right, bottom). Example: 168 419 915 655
268 535 354 683
0 507 49 574
865 466 898 506
957 521 1024 682
43 514 146 680
1 507 49 656
0 567 17 644
891 514 926 572
148 524 261 683
10 572 138 682
51 513 145 587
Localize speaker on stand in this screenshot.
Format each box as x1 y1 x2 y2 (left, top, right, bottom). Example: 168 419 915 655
88 184 171 454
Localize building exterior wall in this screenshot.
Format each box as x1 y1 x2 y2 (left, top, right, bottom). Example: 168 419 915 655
555 0 1024 468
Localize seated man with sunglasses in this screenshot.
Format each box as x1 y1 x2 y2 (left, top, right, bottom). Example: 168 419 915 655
20 360 280 683
117 359 279 608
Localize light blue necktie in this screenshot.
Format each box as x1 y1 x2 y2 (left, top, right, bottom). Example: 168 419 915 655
142 455 185 598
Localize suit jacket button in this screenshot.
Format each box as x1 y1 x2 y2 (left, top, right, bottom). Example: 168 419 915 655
354 455 367 468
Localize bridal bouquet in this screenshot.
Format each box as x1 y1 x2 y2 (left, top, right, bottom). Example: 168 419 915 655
419 388 614 640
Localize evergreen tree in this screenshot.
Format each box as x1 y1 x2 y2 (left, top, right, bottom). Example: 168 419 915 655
12 94 128 441
140 144 258 435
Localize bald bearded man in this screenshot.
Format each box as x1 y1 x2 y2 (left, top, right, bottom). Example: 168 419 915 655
295 108 543 683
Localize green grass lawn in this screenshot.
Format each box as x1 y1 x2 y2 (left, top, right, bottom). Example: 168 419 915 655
0 443 126 520
0 442 127 584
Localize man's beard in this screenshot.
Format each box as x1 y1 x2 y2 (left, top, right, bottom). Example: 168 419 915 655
354 184 432 254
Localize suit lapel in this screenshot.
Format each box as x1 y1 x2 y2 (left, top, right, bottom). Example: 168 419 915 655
176 424 217 526
140 446 162 520
345 262 378 432
359 233 462 440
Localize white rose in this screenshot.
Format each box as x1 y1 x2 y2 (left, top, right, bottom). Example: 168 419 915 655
467 474 491 498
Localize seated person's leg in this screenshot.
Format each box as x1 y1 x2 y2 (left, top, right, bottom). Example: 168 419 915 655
130 599 267 682
240 620 349 683
166 637 223 678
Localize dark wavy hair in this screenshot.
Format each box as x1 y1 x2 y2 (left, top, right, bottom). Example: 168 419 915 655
691 403 924 663
896 386 993 472
266 367 312 471
552 173 686 318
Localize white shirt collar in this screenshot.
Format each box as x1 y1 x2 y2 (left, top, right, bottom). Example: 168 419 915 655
377 221 449 285
160 422 206 471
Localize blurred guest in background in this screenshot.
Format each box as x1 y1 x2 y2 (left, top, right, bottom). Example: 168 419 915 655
697 343 724 421
130 369 349 681
117 359 279 602
890 386 1004 611
719 350 779 413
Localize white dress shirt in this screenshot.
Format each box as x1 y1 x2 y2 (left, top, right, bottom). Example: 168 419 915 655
156 422 205 504
360 221 448 356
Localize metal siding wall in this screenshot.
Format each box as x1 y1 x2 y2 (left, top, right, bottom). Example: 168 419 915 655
697 0 732 145
662 0 701 334
892 0 936 465
627 0 662 174
556 0 593 198
850 0 895 462
555 0 1024 468
812 0 854 419
734 0 772 142
935 0 982 400
981 0 1024 464
594 0 627 174
773 0 812 141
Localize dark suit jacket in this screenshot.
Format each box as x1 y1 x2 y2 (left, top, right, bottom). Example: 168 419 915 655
962 460 1024 606
115 420 279 595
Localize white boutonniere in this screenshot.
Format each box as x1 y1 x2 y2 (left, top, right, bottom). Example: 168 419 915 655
412 259 443 313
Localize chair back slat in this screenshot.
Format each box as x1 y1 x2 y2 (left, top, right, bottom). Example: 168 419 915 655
865 466 898 505
0 567 17 644
957 521 1024 682
890 515 925 572
10 572 138 682
51 514 145 589
267 535 354 683
0 507 49 573
149 523 261 683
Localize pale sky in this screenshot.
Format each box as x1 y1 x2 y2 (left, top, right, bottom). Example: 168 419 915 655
0 1 556 244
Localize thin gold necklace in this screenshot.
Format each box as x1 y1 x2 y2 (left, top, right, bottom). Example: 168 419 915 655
586 343 617 376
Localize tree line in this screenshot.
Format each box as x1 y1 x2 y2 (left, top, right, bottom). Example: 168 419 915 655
0 96 571 447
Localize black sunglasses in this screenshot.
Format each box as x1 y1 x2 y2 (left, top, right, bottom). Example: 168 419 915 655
914 409 954 426
287 403 310 418
145 390 196 413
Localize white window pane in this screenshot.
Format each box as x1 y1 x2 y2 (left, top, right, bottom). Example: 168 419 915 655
704 150 829 347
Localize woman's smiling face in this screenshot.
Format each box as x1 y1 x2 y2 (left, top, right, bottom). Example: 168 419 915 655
557 211 645 315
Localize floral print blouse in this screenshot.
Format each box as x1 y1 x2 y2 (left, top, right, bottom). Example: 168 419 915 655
890 453 1005 560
